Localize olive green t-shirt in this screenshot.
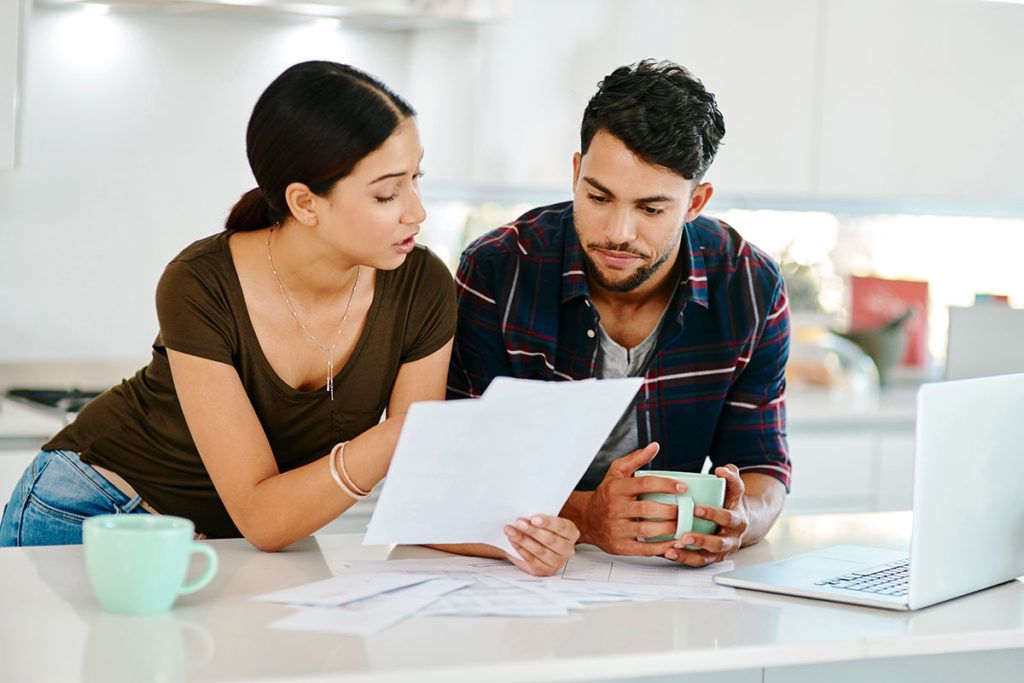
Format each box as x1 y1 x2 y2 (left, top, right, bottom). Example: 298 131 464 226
44 231 456 538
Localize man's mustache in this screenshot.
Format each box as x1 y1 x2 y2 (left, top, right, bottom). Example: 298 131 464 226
587 242 650 259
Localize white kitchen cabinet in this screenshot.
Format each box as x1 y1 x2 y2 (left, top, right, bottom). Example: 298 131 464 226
817 0 1024 204
784 430 916 516
0 0 24 171
411 0 821 195
0 449 35 505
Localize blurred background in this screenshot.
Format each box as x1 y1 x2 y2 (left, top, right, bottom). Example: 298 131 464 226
2 0 1023 524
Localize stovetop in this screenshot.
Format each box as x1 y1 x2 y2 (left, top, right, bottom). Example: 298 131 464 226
4 388 104 416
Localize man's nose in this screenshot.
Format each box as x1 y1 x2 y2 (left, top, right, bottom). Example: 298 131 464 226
604 209 638 245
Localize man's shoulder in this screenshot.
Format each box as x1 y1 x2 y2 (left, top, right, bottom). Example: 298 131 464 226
688 214 782 285
461 201 571 266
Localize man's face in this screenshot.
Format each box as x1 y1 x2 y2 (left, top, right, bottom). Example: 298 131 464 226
572 130 705 294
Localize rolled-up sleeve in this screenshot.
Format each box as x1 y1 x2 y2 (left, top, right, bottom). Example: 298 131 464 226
710 280 791 491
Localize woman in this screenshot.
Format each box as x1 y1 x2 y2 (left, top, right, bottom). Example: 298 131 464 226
0 61 577 576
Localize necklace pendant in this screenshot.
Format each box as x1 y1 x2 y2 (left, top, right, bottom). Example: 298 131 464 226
327 354 334 401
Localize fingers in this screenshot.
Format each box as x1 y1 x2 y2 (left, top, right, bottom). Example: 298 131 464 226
624 519 678 539
671 531 741 556
623 499 679 521
505 526 564 574
608 474 685 501
511 518 577 559
522 515 580 543
695 505 744 530
607 442 660 478
664 547 721 567
715 464 745 507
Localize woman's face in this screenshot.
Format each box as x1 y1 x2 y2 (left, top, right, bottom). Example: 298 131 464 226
314 117 426 271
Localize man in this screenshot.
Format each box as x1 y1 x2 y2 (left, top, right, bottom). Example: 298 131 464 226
447 60 790 567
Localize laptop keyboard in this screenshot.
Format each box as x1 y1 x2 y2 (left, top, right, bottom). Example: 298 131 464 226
814 558 910 597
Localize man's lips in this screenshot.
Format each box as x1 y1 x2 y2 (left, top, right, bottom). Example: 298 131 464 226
593 247 645 269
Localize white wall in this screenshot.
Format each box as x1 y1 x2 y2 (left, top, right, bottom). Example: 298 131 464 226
0 5 409 361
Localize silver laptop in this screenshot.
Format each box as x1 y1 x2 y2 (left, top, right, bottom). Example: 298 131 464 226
714 372 1024 610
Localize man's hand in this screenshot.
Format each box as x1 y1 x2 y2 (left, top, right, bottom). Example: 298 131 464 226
664 464 749 567
503 515 580 577
575 442 689 557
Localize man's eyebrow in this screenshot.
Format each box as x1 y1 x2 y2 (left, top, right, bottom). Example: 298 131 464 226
583 176 615 197
584 176 676 204
368 150 426 185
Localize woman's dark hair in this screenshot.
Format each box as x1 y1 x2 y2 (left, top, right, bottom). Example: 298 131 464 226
226 61 415 231
580 59 725 182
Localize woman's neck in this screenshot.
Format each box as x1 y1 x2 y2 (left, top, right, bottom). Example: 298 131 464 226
268 220 360 300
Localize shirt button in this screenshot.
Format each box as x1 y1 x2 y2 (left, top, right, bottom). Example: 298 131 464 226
587 329 596 338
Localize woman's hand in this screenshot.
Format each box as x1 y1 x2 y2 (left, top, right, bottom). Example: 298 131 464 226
503 515 580 577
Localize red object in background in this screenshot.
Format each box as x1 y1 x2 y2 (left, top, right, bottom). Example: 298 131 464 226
849 275 930 367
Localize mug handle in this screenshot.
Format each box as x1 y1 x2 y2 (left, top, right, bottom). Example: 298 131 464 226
674 497 695 540
178 543 218 596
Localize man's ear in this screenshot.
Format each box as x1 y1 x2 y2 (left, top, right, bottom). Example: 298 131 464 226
284 182 318 227
685 182 714 222
571 152 582 194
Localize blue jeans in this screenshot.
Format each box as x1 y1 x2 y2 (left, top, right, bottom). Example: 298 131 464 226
0 450 149 547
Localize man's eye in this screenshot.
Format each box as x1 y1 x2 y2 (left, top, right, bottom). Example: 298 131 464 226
641 206 664 216
588 194 608 204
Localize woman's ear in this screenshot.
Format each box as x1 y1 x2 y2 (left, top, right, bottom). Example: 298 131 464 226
284 182 319 226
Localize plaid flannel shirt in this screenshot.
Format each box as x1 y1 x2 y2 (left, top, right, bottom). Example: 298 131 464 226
447 201 791 491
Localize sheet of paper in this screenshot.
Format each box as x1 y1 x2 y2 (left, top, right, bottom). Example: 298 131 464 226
269 578 469 637
253 572 432 607
363 377 644 556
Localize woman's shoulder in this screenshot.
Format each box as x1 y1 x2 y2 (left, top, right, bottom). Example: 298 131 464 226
168 231 231 267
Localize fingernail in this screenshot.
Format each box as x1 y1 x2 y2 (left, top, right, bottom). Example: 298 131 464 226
694 508 705 517
676 483 687 492
682 535 695 545
516 520 529 530
666 550 678 560
531 516 544 525
504 526 515 536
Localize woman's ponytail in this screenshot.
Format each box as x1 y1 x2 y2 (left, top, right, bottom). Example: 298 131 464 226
225 187 277 232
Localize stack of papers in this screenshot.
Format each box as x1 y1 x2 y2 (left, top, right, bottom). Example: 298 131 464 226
255 550 736 637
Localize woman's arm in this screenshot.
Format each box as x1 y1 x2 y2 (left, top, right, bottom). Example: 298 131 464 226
168 340 452 552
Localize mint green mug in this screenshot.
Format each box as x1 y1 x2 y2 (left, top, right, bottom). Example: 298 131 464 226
635 471 727 550
83 515 218 615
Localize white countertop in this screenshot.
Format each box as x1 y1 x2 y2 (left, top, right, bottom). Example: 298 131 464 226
2 512 1022 682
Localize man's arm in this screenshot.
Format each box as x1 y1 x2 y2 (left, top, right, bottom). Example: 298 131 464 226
665 278 791 567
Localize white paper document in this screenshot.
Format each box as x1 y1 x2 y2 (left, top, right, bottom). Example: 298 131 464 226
363 377 644 556
269 578 469 637
253 572 432 607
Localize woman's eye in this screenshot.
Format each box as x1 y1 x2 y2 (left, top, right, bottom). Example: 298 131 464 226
413 169 425 180
376 192 399 204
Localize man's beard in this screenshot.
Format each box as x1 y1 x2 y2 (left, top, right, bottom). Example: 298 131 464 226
574 215 682 293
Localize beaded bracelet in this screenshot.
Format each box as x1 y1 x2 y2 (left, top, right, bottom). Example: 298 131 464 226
328 441 369 500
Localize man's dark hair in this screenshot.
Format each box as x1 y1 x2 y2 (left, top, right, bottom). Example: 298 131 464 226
581 59 725 182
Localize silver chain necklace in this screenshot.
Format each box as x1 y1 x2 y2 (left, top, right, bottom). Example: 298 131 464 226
266 227 359 400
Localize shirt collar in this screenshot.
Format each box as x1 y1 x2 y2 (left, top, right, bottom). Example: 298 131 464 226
560 206 710 311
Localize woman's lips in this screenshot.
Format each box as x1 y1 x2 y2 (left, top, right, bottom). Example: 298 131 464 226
393 235 417 254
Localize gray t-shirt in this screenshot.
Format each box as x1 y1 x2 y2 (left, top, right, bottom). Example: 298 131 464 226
577 307 669 489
